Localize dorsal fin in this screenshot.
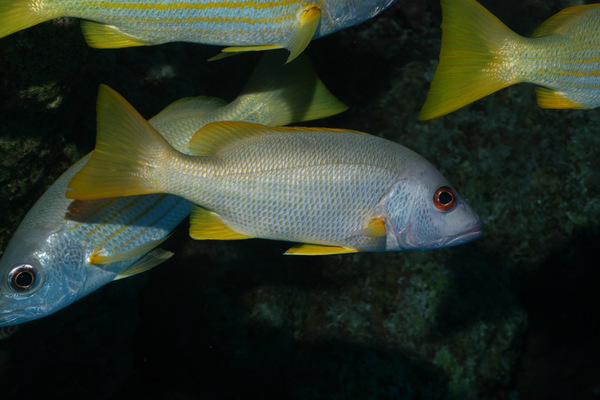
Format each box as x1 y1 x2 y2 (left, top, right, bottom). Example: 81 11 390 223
532 5 596 37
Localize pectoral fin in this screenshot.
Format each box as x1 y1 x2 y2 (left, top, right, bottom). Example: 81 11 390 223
89 236 170 265
82 21 152 48
114 248 174 280
284 5 321 62
347 217 387 238
189 205 252 240
285 243 358 255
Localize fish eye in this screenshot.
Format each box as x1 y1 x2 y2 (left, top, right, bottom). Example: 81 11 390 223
433 186 456 211
8 264 37 291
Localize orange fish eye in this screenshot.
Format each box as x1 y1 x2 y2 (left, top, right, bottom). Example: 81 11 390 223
433 186 456 211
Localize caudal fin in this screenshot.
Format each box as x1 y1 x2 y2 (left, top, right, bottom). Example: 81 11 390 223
230 50 348 126
419 0 522 120
66 85 176 200
0 0 56 39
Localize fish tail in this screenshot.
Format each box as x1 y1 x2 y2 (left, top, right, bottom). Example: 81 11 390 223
66 85 177 200
0 0 57 39
419 0 522 120
233 50 348 126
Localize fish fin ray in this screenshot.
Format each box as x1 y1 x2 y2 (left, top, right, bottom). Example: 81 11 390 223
114 248 174 280
535 86 585 109
233 51 348 126
284 5 321 62
81 21 151 48
66 84 174 200
347 217 386 238
208 44 282 61
419 0 521 120
189 205 252 240
285 243 358 255
89 236 171 265
532 5 596 37
0 0 55 39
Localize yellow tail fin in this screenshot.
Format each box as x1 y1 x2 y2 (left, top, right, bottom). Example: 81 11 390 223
0 0 56 39
419 0 522 120
66 85 176 200
231 50 348 127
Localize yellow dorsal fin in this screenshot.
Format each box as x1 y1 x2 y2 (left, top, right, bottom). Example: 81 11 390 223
89 236 170 265
208 44 283 62
189 205 252 240
81 21 151 48
114 248 174 280
285 243 359 255
233 51 348 127
532 5 596 37
284 5 321 63
535 86 585 109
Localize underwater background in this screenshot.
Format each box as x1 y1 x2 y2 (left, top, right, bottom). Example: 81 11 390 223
1 0 599 398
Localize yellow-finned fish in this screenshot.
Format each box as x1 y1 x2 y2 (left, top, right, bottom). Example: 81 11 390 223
0 51 348 326
0 0 396 61
419 0 600 120
66 85 482 255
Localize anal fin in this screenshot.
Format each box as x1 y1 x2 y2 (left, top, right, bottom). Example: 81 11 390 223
208 44 283 62
190 205 252 240
285 243 358 255
82 21 152 48
535 86 585 109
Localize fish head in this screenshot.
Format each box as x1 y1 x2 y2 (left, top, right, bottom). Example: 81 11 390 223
321 0 397 30
0 226 109 326
377 164 482 250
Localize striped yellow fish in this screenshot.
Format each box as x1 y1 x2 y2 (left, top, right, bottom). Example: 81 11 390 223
0 0 396 61
66 86 482 255
0 51 347 326
419 0 600 120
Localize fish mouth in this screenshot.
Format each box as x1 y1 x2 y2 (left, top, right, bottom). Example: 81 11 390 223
0 306 43 327
445 221 483 247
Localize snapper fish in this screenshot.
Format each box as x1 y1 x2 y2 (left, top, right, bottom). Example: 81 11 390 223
67 85 482 255
0 0 396 61
0 51 347 326
419 0 600 120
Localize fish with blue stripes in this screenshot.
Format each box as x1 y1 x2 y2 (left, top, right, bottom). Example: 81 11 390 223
419 0 600 120
0 0 396 61
0 51 347 326
66 86 482 256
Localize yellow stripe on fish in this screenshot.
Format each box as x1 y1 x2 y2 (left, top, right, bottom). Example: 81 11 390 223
419 0 600 120
0 0 396 61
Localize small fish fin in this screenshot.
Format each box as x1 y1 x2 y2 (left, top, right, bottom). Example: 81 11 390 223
419 0 521 120
284 5 321 63
188 121 275 155
189 205 252 240
231 50 348 126
149 96 228 149
66 84 175 200
89 236 171 265
347 217 387 238
535 86 585 109
114 248 174 280
532 5 596 37
208 44 282 62
0 0 56 39
81 21 151 48
284 243 358 256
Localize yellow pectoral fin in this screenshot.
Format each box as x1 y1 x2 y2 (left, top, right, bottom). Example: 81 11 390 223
284 5 321 63
82 21 152 48
208 44 283 62
189 206 252 240
89 236 170 265
114 248 174 280
535 86 585 109
285 243 358 255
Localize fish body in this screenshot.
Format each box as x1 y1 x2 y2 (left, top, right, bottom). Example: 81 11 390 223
68 86 482 255
0 51 347 326
419 0 600 120
0 0 396 60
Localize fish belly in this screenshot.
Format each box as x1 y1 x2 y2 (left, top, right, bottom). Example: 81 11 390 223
54 0 313 46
